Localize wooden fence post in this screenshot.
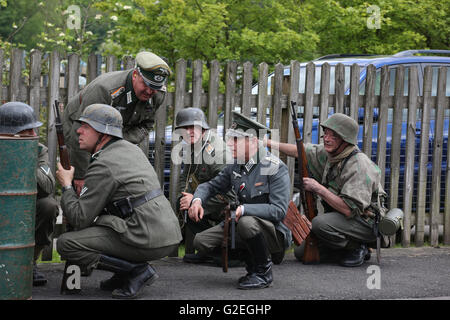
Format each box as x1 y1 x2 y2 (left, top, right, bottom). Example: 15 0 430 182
208 60 220 128
429 67 447 247
224 61 237 130
377 65 390 186
402 66 419 247
29 49 42 122
362 64 376 156
9 48 24 102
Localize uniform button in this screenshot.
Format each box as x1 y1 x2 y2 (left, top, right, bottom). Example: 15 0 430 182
259 191 262 195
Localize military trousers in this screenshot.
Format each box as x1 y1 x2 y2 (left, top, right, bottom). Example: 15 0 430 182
310 211 376 250
57 226 178 271
35 196 59 247
193 215 284 255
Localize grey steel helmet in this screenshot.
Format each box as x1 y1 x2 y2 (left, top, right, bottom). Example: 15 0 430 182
175 107 210 130
77 104 123 138
0 102 43 134
320 113 359 145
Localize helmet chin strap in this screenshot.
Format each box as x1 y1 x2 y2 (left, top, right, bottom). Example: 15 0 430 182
91 132 105 154
329 139 346 156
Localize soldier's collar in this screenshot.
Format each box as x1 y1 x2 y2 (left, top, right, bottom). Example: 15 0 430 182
125 71 139 105
90 138 120 162
193 130 212 158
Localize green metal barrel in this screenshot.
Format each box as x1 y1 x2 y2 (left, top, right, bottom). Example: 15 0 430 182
0 135 38 300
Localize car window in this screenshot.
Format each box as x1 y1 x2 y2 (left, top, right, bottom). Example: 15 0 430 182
359 65 413 96
430 66 450 96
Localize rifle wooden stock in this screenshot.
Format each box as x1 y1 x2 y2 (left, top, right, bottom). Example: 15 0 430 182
54 101 71 170
290 101 320 264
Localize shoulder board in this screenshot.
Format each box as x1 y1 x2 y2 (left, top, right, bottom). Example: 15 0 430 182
110 86 125 100
264 156 279 165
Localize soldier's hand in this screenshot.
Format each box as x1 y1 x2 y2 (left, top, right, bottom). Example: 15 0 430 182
188 200 204 222
180 192 194 211
73 179 85 196
56 162 74 188
235 205 243 222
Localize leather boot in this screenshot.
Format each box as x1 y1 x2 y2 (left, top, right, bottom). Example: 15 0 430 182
96 255 159 299
238 254 255 284
99 274 125 291
339 244 369 267
33 263 47 286
238 233 273 290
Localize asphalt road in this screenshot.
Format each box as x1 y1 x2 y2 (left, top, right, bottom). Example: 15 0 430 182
32 246 450 302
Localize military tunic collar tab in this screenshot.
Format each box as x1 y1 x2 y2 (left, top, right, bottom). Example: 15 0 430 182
125 71 138 105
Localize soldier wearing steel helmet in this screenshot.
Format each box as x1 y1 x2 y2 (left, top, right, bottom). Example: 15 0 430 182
266 113 387 267
0 102 59 286
174 107 237 264
62 51 172 195
56 104 182 299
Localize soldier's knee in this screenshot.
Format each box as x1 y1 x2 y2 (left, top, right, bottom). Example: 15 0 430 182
311 214 327 236
192 232 207 254
36 197 59 221
56 233 72 257
236 216 259 240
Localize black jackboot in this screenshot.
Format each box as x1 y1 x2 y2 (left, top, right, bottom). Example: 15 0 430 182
96 255 159 299
238 234 273 290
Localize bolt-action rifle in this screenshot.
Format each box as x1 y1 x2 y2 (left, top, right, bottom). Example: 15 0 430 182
54 100 78 294
290 101 320 264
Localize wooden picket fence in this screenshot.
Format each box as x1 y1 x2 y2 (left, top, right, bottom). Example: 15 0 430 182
1 48 449 250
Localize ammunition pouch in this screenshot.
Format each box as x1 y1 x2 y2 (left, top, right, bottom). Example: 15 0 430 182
103 188 162 219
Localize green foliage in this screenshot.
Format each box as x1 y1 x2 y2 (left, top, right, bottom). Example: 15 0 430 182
1 0 448 66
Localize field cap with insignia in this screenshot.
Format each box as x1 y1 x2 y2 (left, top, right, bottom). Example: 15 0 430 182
226 111 270 139
135 51 172 91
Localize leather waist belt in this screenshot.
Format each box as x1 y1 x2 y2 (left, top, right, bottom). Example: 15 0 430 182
103 188 163 219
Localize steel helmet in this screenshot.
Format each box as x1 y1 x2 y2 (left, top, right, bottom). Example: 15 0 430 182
320 113 359 145
175 107 210 130
77 104 123 138
0 102 43 134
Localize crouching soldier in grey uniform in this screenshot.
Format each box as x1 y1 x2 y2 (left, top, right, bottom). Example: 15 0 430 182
174 108 237 264
0 102 59 286
56 104 182 299
189 112 291 290
63 51 171 195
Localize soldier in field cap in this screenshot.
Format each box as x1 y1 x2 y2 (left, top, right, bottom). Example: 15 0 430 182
189 111 291 290
63 51 172 195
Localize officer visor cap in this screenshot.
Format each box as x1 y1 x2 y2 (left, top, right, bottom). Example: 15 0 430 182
226 111 270 139
135 51 172 91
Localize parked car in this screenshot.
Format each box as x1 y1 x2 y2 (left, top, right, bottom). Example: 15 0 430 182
150 50 450 213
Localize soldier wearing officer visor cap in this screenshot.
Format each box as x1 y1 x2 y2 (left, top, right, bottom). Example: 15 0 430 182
189 111 291 290
63 51 171 195
56 104 182 299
